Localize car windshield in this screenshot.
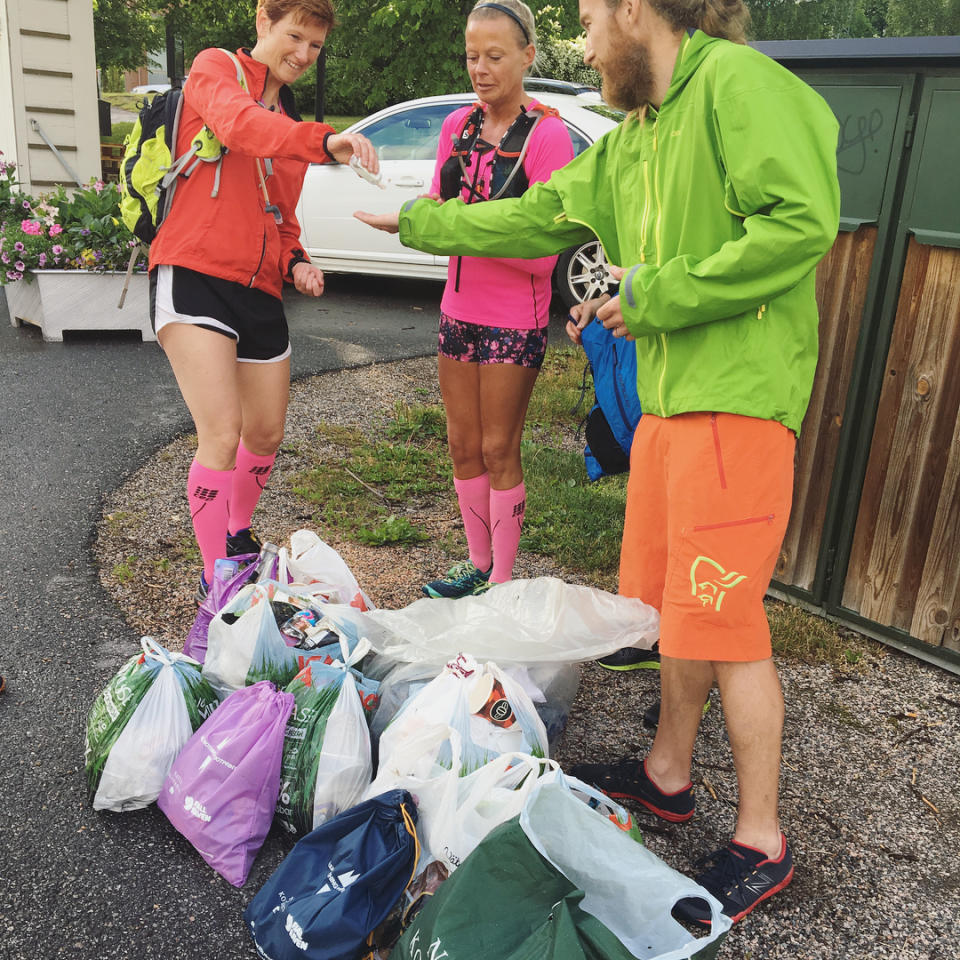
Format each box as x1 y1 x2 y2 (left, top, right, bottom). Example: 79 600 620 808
360 103 465 161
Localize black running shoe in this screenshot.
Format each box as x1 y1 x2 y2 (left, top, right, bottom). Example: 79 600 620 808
569 757 695 823
672 834 794 926
227 527 262 558
597 645 661 671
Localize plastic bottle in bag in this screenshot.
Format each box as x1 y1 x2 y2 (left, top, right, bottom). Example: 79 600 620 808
254 542 279 582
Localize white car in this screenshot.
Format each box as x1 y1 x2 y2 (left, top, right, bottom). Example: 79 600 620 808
130 82 172 94
296 79 622 306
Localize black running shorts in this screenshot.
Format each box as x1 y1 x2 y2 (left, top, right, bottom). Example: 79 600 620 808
150 264 291 363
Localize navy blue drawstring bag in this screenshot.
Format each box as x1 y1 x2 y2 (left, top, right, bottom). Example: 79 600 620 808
244 790 419 960
580 311 642 481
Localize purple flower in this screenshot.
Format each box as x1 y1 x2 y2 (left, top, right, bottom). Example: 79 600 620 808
14 241 24 252
14 260 25 271
1 253 7 264
21 199 30 209
51 244 63 255
38 253 46 266
80 228 91 236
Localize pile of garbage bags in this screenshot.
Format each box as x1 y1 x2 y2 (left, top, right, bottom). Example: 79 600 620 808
84 530 731 959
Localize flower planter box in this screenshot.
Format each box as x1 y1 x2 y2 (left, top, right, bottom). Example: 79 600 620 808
5 270 154 342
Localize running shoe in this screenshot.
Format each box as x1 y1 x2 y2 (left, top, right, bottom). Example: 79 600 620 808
569 757 695 823
227 527 262 558
421 560 492 599
672 834 794 926
195 571 209 606
597 645 661 671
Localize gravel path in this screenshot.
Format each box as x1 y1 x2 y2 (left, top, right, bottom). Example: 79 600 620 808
95 356 960 960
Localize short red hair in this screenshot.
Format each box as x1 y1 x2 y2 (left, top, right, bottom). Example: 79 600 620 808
257 0 336 30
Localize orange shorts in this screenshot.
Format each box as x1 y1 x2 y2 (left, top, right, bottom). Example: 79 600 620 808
619 412 795 662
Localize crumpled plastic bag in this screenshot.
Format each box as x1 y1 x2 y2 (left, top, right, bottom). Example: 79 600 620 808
312 577 659 665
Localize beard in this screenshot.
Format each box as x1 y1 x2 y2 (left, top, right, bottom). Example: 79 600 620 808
599 33 655 111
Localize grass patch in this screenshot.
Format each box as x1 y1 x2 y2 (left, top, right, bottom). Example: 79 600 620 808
767 599 882 668
300 114 362 130
521 443 625 590
526 345 590 434
112 556 137 583
295 402 451 545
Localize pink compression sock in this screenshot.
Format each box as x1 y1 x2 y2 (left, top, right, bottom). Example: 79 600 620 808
188 459 233 583
490 481 526 583
228 441 276 536
454 472 492 572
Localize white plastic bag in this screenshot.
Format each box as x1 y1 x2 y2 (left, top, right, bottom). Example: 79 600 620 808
520 781 731 958
284 529 374 610
312 577 659 665
203 582 302 699
363 722 463 867
311 667 373 827
433 752 558 874
378 654 550 774
93 644 194 812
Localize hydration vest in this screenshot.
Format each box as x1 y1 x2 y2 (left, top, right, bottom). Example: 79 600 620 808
439 103 559 203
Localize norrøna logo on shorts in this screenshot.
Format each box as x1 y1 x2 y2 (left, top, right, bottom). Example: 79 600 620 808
689 556 747 611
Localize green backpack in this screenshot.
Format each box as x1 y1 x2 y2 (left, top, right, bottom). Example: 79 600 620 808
119 48 248 244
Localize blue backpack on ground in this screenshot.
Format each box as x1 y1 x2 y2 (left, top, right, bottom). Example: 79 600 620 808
244 790 419 960
580 309 642 480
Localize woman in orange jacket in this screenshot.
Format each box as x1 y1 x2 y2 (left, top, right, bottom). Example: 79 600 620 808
149 0 377 600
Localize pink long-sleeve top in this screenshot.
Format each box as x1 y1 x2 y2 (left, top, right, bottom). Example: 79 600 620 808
430 100 574 330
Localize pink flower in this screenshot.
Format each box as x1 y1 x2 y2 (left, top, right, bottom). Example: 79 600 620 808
20 219 41 235
94 180 105 193
51 244 63 255
38 253 47 266
14 241 24 252
14 260 25 271
1 253 8 264
49 224 63 236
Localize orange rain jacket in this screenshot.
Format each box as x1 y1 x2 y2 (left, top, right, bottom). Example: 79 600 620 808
149 47 336 298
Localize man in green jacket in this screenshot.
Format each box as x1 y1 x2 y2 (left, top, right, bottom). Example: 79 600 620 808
357 0 840 925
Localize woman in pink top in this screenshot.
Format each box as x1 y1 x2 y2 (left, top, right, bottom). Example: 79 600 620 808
359 0 573 598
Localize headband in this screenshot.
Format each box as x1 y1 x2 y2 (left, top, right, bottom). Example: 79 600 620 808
472 3 531 44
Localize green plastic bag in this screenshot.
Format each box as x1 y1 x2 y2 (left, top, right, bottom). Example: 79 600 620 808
85 638 221 810
395 811 728 960
393 818 639 960
275 644 379 837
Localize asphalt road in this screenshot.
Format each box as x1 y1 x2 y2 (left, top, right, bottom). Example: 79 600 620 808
0 274 447 959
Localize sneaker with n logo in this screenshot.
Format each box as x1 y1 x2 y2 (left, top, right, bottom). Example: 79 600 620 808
672 833 794 926
422 560 492 599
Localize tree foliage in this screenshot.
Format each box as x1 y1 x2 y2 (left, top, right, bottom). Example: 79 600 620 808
93 0 162 71
95 0 960 110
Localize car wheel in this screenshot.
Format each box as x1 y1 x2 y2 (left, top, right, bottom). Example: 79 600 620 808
553 238 614 308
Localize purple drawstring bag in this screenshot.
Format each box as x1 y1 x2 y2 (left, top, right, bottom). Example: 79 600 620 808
158 680 295 887
183 553 260 662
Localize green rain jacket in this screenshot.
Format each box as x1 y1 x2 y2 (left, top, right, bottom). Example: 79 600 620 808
399 31 841 435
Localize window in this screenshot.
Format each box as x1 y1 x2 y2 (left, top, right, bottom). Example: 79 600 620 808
360 103 467 161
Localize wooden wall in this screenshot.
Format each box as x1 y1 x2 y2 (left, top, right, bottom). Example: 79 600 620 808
841 239 960 650
776 226 877 590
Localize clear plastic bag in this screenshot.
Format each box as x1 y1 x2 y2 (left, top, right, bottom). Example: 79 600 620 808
520 780 732 958
313 577 659 665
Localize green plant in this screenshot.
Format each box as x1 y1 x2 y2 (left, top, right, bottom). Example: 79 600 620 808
112 555 137 583
0 166 144 285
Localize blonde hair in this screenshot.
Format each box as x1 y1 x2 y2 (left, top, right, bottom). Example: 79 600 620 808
605 0 750 44
468 0 538 50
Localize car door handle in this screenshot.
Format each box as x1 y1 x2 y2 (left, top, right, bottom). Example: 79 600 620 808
393 177 424 188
